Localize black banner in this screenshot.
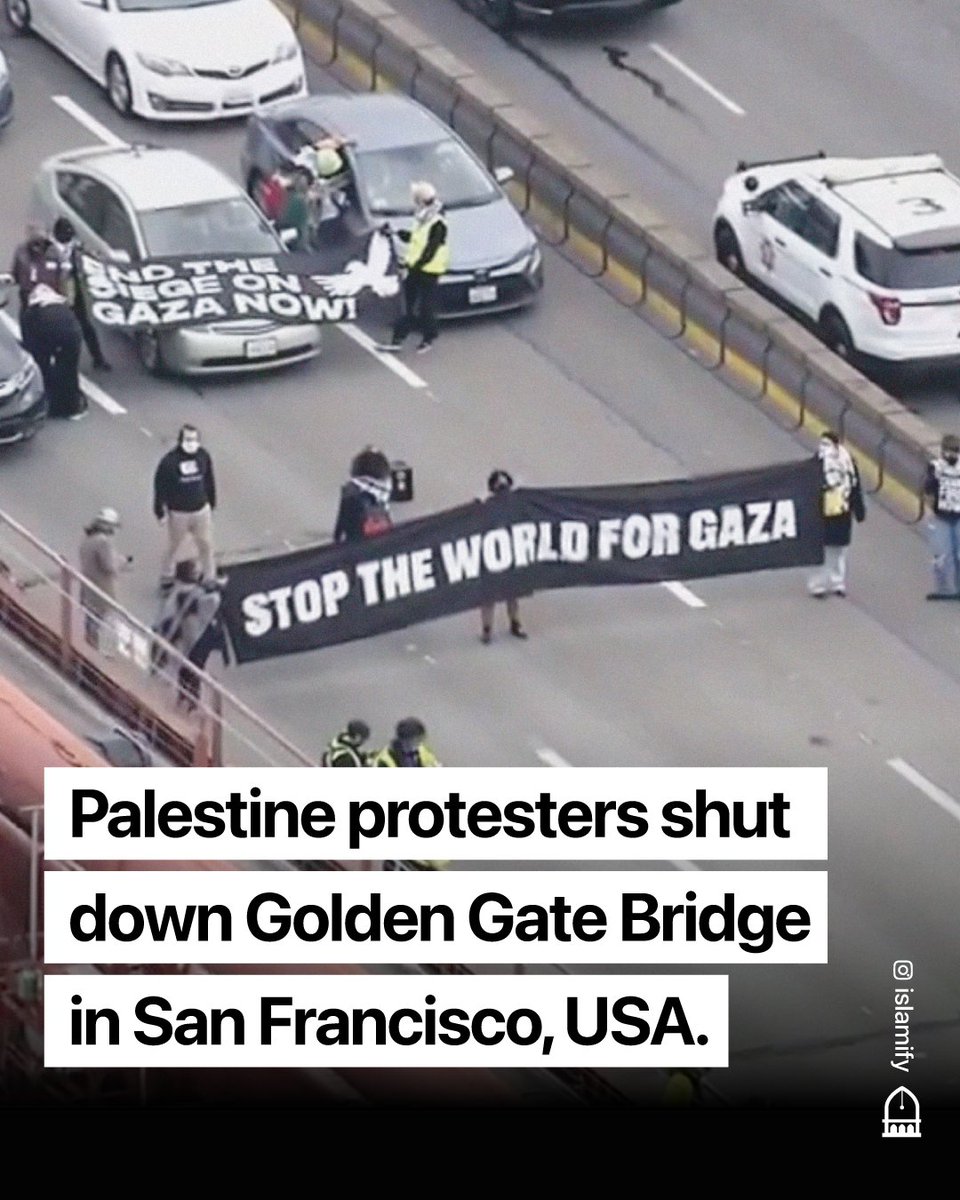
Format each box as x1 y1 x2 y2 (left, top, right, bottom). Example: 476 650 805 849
80 231 399 330
220 459 823 664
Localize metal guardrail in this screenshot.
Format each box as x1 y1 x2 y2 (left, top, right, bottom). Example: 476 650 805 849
0 509 316 767
283 0 942 523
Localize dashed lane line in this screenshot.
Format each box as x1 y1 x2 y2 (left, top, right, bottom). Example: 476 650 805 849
661 580 707 608
0 312 127 415
647 44 746 116
51 94 127 147
887 757 960 828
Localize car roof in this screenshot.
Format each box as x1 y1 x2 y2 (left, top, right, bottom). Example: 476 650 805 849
258 93 447 152
46 145 241 211
792 154 960 248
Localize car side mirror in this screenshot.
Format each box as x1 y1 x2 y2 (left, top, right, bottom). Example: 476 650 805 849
279 227 298 247
494 166 514 185
0 274 13 310
109 248 131 265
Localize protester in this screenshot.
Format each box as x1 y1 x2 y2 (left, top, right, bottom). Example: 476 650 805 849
51 217 111 371
480 469 528 642
11 225 61 309
808 431 865 598
322 720 372 766
278 169 311 251
923 433 960 599
153 425 217 590
78 507 131 654
21 283 85 419
379 181 449 355
334 446 393 543
373 718 441 767
151 560 226 710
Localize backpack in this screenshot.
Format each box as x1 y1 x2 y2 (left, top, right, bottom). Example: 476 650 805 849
361 494 392 538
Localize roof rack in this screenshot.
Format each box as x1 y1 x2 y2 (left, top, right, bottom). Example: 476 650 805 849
736 151 826 172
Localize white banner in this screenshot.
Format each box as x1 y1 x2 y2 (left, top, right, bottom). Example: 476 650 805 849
44 870 828 964
44 973 729 1068
44 767 828 861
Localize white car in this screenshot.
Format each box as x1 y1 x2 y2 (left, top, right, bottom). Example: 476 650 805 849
33 143 321 375
4 0 305 121
713 153 960 366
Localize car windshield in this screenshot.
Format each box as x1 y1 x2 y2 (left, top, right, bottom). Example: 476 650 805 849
855 233 960 289
139 198 281 257
357 140 498 215
116 0 234 11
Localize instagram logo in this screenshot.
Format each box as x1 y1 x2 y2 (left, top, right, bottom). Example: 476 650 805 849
893 960 914 981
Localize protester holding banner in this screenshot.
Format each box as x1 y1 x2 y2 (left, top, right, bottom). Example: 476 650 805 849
51 218 111 372
807 432 865 599
373 718 441 767
480 469 528 644
334 447 393 543
154 425 217 591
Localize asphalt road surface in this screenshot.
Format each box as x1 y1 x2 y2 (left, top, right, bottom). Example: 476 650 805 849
0 16 958 1108
394 0 960 427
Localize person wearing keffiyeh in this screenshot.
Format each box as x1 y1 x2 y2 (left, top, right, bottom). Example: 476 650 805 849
808 430 865 598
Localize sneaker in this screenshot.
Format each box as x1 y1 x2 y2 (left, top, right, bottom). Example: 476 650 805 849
67 409 88 421
374 340 403 353
510 622 528 639
416 340 434 355
809 589 827 599
833 588 847 598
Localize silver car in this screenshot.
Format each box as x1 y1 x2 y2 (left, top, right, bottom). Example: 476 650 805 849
32 144 321 376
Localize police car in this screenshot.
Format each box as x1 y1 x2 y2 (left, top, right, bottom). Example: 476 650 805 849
713 153 960 366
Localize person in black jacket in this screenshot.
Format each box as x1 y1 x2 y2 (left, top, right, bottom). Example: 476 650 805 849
334 446 393 543
20 283 85 419
154 425 217 590
52 217 111 371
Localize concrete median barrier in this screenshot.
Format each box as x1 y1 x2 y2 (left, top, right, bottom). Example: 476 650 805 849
284 0 942 519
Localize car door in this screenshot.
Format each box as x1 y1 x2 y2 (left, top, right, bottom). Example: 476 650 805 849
753 182 818 311
789 196 841 320
58 0 113 78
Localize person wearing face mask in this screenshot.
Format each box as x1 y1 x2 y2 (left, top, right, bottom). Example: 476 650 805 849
51 217 111 372
378 181 449 355
923 433 960 599
808 431 865 599
153 425 217 592
373 718 441 767
11 224 62 309
479 469 528 643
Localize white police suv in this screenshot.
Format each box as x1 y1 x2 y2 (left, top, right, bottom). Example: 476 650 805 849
714 153 960 365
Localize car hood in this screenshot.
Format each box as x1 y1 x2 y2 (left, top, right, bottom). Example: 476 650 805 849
391 199 535 272
117 0 294 69
0 325 28 380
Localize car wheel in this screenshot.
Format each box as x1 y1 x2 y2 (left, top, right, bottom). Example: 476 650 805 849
135 331 164 376
5 0 31 32
478 0 515 31
819 308 856 362
714 221 745 278
106 53 133 117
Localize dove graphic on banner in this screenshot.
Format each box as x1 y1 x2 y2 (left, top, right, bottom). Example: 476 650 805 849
312 230 400 299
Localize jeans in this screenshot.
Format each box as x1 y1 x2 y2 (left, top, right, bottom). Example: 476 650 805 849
928 516 960 595
808 546 847 594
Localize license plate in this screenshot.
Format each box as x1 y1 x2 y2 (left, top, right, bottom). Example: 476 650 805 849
224 91 254 105
245 337 277 359
469 284 497 305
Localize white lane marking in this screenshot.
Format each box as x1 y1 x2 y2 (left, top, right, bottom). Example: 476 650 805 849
423 654 437 666
535 744 701 872
51 95 126 147
887 757 960 827
661 580 706 608
647 43 746 116
0 312 127 415
339 323 427 389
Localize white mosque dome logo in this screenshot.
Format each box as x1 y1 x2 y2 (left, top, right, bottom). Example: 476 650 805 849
882 1087 921 1137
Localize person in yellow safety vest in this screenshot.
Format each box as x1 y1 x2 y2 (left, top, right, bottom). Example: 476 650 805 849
661 1068 703 1107
380 181 449 355
373 717 442 767
322 719 372 766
